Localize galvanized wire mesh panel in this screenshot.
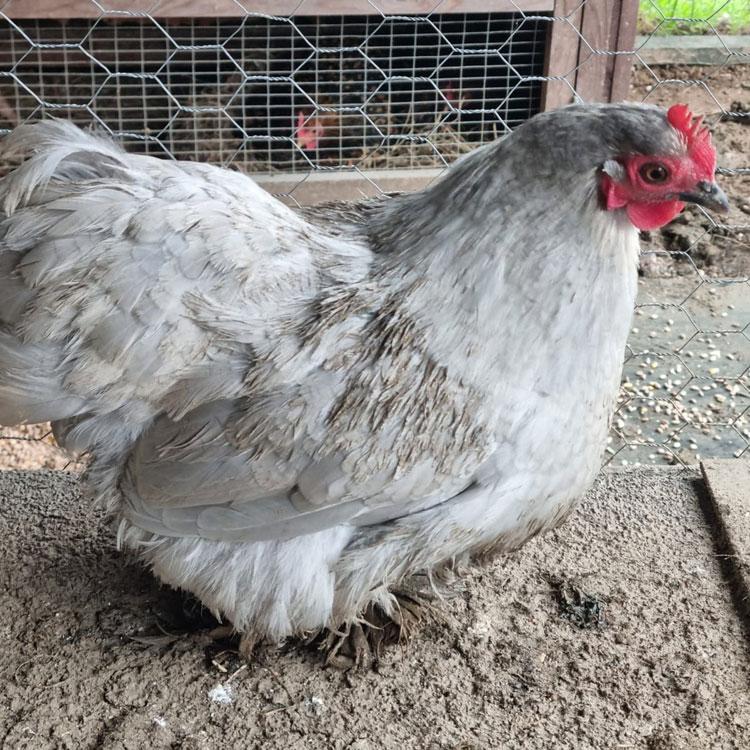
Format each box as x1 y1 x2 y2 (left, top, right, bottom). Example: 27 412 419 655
609 1 750 468
0 12 547 172
0 0 747 472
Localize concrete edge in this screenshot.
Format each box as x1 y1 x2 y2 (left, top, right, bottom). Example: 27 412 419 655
699 459 750 625
635 34 750 66
254 167 444 205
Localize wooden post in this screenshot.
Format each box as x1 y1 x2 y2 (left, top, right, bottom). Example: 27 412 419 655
543 0 639 110
2 0 554 18
609 0 640 103
542 0 586 111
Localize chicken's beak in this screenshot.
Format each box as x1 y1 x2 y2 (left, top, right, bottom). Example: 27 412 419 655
678 180 730 213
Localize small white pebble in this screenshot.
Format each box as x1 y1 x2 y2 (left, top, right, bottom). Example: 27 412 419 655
208 684 234 705
305 695 325 716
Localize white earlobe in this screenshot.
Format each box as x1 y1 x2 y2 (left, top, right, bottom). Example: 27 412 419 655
602 159 626 181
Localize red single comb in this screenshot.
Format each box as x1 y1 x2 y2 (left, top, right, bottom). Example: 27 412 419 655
667 103 716 179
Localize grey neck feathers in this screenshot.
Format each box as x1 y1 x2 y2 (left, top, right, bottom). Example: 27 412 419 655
364 131 639 396
368 134 609 286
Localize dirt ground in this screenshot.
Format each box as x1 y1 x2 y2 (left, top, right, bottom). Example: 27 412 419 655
2 468 749 749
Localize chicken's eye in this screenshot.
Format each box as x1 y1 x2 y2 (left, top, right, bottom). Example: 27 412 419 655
639 163 669 184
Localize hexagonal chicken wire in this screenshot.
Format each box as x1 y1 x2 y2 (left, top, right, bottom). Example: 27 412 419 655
0 1 603 172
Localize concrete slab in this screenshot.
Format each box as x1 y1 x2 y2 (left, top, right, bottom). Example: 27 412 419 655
701 459 750 619
0 468 749 749
636 34 750 66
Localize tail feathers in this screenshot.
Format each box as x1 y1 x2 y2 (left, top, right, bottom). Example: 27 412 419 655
0 332 87 425
0 119 134 216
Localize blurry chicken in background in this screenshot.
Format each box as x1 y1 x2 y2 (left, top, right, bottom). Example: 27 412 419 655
295 108 341 152
441 81 472 111
0 94 18 129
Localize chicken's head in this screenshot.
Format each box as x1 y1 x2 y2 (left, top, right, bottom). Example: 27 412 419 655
600 103 728 231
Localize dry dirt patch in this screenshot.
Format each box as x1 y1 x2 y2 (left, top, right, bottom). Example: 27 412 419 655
1 468 748 749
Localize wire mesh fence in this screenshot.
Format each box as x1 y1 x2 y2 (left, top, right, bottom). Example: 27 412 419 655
0 0 747 471
0 12 547 171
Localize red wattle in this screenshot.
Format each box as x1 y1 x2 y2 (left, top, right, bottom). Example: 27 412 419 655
625 200 685 231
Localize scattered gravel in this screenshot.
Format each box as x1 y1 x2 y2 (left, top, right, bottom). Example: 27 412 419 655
609 64 750 467
0 424 72 471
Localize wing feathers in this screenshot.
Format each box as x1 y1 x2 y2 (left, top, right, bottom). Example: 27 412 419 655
0 120 476 545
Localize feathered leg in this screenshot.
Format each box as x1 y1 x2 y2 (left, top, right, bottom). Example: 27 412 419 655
321 590 433 669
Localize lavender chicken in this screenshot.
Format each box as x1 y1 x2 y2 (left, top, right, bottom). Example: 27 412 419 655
0 103 726 660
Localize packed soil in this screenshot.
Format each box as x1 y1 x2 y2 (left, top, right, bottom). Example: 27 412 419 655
1 468 749 749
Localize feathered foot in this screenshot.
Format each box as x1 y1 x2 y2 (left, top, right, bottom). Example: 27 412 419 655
321 591 431 670
203 626 279 673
